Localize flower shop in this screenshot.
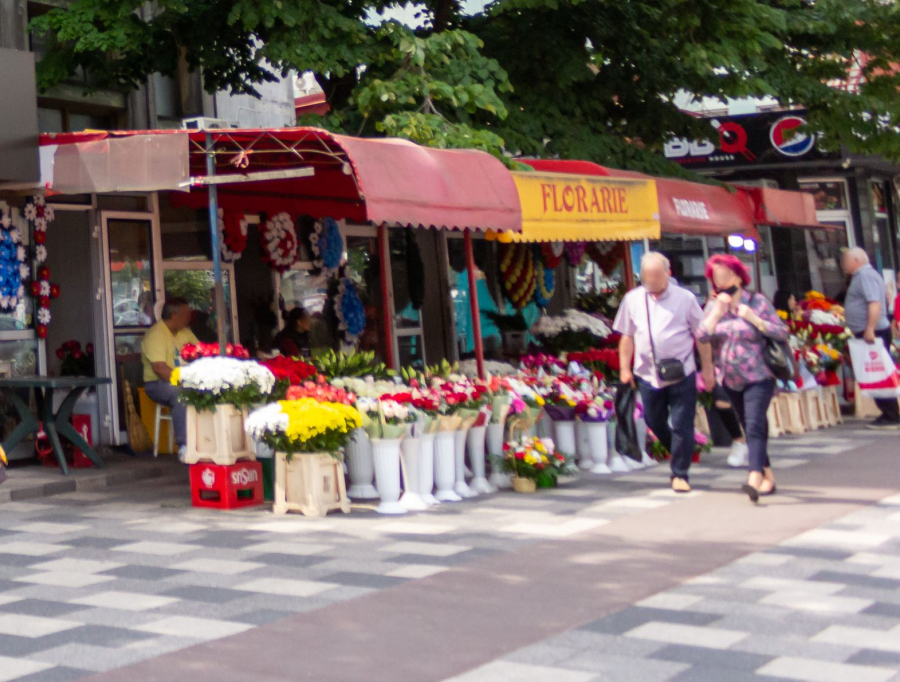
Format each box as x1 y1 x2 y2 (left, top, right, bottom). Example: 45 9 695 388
0 124 866 514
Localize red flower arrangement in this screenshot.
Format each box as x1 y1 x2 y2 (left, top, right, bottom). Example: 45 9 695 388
567 347 620 382
286 378 356 405
180 342 250 362
259 355 317 385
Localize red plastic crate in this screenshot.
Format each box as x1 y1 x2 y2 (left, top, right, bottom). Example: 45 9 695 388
70 415 94 468
189 461 264 510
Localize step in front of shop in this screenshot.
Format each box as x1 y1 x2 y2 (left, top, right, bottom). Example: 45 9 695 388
0 453 185 503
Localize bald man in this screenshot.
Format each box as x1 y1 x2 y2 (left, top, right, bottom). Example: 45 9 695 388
842 247 899 428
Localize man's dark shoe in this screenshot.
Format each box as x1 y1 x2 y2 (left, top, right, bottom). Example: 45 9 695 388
866 416 900 430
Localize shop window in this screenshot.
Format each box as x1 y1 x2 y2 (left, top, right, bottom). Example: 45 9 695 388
799 180 848 212
345 235 386 361
164 267 235 344
650 234 708 297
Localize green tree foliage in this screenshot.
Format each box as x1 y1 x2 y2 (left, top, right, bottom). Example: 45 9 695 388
30 0 900 171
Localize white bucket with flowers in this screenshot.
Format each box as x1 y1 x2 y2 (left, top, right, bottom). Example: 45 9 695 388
172 357 276 465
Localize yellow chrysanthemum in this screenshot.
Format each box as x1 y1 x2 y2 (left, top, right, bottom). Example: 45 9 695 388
169 367 181 386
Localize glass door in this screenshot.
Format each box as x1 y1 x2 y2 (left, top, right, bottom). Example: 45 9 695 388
101 211 162 445
162 261 238 344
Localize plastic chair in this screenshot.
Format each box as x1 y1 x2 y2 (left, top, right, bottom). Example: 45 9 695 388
153 404 174 458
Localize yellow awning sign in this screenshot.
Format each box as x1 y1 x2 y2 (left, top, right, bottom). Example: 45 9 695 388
488 171 661 243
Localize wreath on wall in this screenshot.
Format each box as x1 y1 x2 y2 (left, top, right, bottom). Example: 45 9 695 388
587 241 625 276
335 275 366 345
0 205 27 312
541 242 564 269
499 242 536 310
310 217 344 274
218 209 248 262
24 197 60 337
260 212 299 272
533 259 556 309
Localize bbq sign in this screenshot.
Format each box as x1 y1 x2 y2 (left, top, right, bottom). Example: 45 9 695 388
665 110 830 169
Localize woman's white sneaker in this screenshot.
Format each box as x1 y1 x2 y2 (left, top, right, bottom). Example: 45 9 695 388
727 441 749 468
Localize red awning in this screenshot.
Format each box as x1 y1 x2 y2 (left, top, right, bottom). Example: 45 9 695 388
525 159 759 238
740 186 828 230
40 128 521 233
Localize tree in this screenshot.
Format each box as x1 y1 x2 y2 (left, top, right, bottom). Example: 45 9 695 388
31 0 900 172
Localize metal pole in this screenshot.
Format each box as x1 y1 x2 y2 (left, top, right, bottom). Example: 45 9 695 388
205 132 227 356
464 228 485 380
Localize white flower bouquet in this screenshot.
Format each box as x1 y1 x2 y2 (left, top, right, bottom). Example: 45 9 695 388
172 357 276 411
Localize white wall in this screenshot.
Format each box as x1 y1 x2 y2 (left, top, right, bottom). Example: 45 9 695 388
215 73 296 129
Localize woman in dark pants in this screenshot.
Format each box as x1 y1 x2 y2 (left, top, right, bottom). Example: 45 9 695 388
699 255 789 502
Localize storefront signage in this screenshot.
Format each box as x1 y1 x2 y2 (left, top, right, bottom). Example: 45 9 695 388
509 171 660 242
672 198 710 221
664 110 834 169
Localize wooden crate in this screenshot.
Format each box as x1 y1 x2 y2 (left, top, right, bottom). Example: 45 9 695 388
767 399 786 438
778 393 807 435
822 385 843 426
800 389 826 431
184 404 254 465
854 382 893 420
273 451 350 517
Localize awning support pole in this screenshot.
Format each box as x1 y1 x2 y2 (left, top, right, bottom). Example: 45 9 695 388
205 133 227 356
464 229 485 380
624 242 635 289
378 223 396 370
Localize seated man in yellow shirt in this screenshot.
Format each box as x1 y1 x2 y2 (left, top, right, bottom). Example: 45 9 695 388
141 298 198 459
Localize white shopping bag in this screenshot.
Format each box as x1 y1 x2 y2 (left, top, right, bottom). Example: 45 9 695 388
848 338 900 398
796 361 819 391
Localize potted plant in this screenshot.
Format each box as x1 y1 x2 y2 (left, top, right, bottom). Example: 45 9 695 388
245 397 361 516
502 436 568 492
172 357 276 465
575 394 614 474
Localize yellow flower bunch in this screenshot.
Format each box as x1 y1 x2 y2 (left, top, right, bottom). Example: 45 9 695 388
815 344 841 361
776 310 789 320
170 367 181 386
805 290 825 301
280 398 362 443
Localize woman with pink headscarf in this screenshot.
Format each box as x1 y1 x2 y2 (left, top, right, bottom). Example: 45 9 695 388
699 254 789 503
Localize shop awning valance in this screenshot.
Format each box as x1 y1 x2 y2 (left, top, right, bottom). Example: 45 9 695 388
39 128 522 233
489 170 660 243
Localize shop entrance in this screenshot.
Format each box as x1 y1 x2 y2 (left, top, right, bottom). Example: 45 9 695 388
162 261 238 344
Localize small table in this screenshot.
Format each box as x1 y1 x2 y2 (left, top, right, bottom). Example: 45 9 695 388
0 376 112 475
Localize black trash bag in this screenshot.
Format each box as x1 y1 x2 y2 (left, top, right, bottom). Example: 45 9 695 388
614 382 643 462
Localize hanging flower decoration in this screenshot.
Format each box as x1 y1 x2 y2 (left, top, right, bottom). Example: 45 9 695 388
310 217 344 274
541 242 564 269
565 241 587 266
335 276 366 345
218 209 248 262
499 243 536 310
24 197 59 335
533 260 556 308
261 212 299 272
587 241 624 275
30 264 59 338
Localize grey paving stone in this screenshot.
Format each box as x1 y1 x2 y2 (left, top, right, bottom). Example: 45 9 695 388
648 644 773 671
162 585 247 603
321 571 407 590
386 550 491 567
103 565 186 581
64 536 128 550
9 666 91 682
0 598 86 617
556 650 690 680
0 578 24 592
766 546 855 561
544 630 665 658
580 607 721 635
669 666 795 682
0 633 61 656
190 531 258 549
248 553 329 569
847 649 900 667
50 624 157 648
863 602 900 619
809 570 900 591
230 608 298 626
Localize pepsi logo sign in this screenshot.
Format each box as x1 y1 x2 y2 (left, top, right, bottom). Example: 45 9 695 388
770 116 816 157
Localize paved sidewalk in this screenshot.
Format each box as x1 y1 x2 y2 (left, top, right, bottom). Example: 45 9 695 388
0 423 895 681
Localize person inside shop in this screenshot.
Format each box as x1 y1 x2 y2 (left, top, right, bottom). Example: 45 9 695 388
614 252 715 494
274 307 312 358
773 290 801 320
842 247 900 429
141 297 199 460
700 255 789 503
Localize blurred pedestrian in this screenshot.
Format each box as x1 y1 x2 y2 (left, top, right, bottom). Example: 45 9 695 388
274 307 312 358
700 254 788 502
841 248 899 429
773 290 800 320
614 252 715 493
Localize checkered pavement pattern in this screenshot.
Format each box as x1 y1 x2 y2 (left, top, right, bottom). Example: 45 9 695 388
0 426 888 682
446 494 900 681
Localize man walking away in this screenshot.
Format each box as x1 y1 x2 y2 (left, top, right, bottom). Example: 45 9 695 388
614 252 715 493
841 247 900 429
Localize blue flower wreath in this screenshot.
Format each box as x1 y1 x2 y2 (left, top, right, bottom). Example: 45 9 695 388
311 217 344 273
0 233 22 309
533 259 556 308
336 276 367 343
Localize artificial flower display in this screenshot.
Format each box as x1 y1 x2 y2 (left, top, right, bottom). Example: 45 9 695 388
261 212 299 272
181 342 250 362
285 379 357 405
245 398 361 459
567 348 621 382
310 217 344 273
171 357 276 410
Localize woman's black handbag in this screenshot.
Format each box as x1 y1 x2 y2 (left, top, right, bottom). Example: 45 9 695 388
763 337 797 382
